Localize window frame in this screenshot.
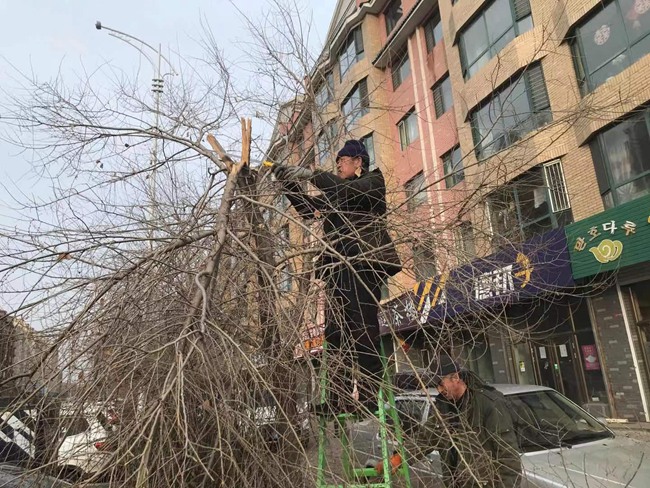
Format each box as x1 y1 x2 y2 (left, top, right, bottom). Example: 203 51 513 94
470 63 551 160
315 72 334 109
317 121 337 165
590 108 650 208
455 221 476 262
404 171 428 210
360 132 376 170
341 78 370 128
487 164 572 245
424 13 443 52
432 75 453 118
277 224 292 292
459 0 533 79
385 0 403 35
392 51 412 89
398 109 419 150
339 26 365 79
413 243 437 281
571 0 650 94
443 146 465 188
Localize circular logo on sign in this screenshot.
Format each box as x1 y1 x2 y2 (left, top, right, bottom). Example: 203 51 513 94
594 24 611 45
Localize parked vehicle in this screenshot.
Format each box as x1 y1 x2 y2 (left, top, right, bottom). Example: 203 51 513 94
0 462 108 487
56 410 116 481
351 384 650 488
249 401 311 447
0 398 116 482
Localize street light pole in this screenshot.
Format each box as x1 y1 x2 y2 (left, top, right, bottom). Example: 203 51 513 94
95 21 176 212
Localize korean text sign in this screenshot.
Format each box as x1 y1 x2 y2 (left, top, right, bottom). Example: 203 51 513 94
565 194 650 279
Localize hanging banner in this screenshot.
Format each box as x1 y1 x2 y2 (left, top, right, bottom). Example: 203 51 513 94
379 228 574 335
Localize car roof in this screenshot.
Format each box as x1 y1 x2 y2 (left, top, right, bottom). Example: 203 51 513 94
394 383 554 400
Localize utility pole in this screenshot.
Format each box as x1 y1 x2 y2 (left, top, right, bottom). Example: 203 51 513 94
95 21 176 229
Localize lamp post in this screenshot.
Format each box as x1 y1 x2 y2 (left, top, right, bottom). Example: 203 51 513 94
95 21 177 207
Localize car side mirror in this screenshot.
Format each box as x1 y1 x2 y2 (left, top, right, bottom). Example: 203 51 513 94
426 450 440 462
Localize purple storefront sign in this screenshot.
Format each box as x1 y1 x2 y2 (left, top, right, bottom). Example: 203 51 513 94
379 228 575 335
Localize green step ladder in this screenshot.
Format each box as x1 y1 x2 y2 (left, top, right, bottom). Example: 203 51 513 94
315 340 413 488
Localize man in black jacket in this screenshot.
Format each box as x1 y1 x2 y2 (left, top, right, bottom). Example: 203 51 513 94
273 140 401 415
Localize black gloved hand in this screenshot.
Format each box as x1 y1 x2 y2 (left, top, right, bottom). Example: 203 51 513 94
272 164 313 181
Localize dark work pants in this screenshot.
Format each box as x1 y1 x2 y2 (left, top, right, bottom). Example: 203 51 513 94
323 265 385 410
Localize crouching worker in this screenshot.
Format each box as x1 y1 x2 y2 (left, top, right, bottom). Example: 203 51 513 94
271 140 401 416
377 356 522 487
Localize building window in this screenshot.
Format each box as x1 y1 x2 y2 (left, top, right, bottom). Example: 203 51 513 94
424 14 442 52
381 283 390 301
488 163 573 246
392 52 411 89
443 146 464 188
317 121 337 165
385 0 403 35
459 0 533 79
277 224 292 292
590 108 650 208
398 109 419 150
339 26 364 79
455 222 476 262
315 72 334 109
360 133 376 170
432 75 453 118
424 14 443 52
413 244 437 281
404 171 428 209
470 63 551 160
341 78 369 128
572 0 650 93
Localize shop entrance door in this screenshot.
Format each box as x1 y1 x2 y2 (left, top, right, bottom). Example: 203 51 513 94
533 340 585 404
533 344 561 391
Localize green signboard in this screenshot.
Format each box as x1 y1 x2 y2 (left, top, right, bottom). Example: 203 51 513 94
565 194 650 279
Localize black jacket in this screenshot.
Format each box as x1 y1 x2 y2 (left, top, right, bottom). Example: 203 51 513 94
282 168 401 277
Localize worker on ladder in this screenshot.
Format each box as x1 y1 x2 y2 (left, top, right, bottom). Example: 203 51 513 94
272 140 401 416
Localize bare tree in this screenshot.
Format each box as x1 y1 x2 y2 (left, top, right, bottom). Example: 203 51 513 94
0 1 644 488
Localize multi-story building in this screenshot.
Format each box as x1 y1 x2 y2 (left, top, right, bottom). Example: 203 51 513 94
268 0 650 422
0 310 59 396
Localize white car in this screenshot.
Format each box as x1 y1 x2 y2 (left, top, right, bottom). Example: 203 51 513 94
351 384 650 488
56 411 116 481
0 399 117 483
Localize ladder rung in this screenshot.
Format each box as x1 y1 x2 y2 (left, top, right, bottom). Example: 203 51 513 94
352 467 379 478
320 484 392 488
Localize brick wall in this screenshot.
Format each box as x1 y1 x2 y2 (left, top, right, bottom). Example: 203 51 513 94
590 287 647 420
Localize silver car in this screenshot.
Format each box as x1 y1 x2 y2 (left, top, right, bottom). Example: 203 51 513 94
350 384 650 488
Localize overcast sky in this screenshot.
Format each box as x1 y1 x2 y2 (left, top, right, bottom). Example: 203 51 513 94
0 0 336 180
0 0 337 318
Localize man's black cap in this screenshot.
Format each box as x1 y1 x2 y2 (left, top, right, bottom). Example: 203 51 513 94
336 139 370 169
432 354 462 386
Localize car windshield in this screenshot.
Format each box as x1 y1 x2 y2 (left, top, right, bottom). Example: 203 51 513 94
507 390 612 453
394 398 427 434
60 415 90 437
